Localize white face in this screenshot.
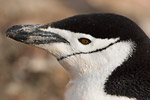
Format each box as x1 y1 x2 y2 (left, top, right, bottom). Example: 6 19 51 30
36 27 135 79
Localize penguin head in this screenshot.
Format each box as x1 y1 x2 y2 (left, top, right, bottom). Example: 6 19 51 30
6 13 148 79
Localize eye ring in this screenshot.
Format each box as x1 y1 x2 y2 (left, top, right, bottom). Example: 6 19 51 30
78 38 91 45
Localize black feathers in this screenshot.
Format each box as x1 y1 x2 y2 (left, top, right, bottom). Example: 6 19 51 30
105 40 150 100
51 13 149 43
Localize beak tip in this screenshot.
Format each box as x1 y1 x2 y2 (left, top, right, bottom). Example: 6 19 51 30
5 24 68 45
5 25 29 43
6 25 22 37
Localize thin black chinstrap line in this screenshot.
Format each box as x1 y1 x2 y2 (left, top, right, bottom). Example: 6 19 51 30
57 39 120 61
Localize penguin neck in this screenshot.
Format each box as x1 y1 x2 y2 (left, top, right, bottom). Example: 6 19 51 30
59 41 135 100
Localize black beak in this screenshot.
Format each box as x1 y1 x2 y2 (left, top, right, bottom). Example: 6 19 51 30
6 24 69 45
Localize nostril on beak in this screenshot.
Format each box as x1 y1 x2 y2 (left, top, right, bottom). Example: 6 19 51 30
37 24 50 29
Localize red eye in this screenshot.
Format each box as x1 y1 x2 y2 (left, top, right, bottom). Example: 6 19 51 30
78 38 91 45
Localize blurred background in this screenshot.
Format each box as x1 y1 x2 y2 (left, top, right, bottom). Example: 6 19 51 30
0 0 150 100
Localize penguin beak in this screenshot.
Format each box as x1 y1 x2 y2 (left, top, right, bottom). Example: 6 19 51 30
6 24 69 45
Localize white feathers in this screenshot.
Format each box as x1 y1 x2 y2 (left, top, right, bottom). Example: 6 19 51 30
63 41 136 100
38 27 136 100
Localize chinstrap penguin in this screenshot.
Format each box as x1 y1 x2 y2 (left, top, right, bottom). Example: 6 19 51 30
6 13 150 100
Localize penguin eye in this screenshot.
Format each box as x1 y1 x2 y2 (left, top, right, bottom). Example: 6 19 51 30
78 38 91 45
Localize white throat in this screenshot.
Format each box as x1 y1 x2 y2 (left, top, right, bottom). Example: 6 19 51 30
39 27 136 100
59 41 136 100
